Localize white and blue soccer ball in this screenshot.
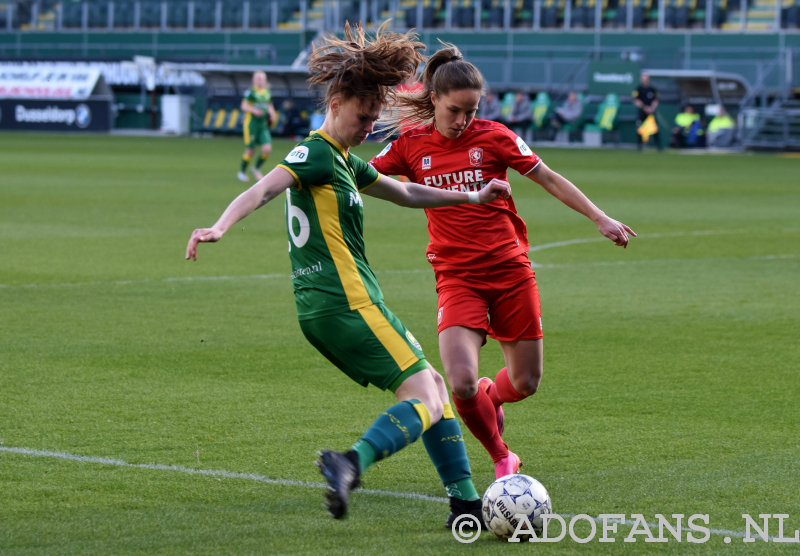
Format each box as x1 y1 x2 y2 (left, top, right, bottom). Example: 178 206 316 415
482 474 553 540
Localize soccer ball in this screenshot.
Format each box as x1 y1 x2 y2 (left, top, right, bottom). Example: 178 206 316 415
482 474 553 540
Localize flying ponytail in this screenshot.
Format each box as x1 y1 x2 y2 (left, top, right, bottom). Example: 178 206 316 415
380 41 485 137
307 21 426 109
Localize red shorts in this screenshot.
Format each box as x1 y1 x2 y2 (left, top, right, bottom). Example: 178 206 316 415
434 254 543 342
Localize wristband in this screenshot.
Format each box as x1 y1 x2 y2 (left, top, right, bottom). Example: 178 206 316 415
468 191 480 204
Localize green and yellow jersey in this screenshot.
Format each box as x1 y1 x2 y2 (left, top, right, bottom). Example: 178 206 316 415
277 130 383 321
243 87 272 127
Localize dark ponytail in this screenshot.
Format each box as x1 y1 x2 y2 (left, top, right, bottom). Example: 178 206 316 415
380 41 485 136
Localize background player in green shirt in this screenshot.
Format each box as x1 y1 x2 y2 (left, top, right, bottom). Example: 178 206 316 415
186 23 511 528
238 71 276 182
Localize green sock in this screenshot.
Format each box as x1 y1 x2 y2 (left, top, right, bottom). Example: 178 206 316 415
350 439 378 474
422 403 479 501
446 478 480 501
255 154 269 169
240 155 251 172
349 399 428 474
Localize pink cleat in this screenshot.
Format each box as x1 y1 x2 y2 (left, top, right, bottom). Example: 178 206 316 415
494 451 522 480
477 377 505 436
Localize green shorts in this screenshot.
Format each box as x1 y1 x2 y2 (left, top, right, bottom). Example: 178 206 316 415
244 122 272 148
299 303 428 392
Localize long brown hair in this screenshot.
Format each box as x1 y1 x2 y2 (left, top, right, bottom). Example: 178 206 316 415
380 42 485 137
307 21 425 110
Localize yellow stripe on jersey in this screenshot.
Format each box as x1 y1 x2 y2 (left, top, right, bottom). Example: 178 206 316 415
412 402 432 433
310 184 373 311
359 174 381 192
276 164 302 190
357 304 419 372
243 112 252 144
312 129 348 160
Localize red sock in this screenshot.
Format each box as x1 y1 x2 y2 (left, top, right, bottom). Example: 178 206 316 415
486 367 528 407
452 388 509 462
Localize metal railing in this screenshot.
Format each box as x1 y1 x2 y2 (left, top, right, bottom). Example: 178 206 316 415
4 0 800 33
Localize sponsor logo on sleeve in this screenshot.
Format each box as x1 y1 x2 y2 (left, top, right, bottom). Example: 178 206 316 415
285 145 309 164
422 155 432 170
376 142 392 158
516 136 532 156
406 330 422 350
468 147 483 167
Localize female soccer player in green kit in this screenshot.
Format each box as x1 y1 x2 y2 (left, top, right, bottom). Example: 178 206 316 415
238 71 276 182
186 23 512 529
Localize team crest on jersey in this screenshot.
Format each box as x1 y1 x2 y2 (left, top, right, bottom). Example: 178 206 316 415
437 307 444 325
422 156 432 170
468 147 483 167
406 331 422 350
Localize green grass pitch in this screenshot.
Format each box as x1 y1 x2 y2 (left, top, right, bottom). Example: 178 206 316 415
1 133 799 555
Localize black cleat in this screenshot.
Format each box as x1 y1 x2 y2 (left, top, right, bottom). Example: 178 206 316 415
445 496 484 530
316 450 361 519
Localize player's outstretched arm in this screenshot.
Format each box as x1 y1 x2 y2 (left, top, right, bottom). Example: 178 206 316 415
363 174 510 208
186 167 295 261
527 161 636 248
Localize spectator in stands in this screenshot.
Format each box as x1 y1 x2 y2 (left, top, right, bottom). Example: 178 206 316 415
671 105 704 148
505 92 532 136
707 105 736 148
633 72 662 151
550 92 583 130
479 92 502 122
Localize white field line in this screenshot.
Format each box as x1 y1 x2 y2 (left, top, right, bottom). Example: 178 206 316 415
1 230 797 290
1 446 790 541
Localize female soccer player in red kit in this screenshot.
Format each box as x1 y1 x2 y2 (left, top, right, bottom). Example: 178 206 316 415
370 44 636 478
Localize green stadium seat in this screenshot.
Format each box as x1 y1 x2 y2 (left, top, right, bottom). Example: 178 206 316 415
500 92 516 121
530 92 551 129
529 92 551 140
584 93 620 131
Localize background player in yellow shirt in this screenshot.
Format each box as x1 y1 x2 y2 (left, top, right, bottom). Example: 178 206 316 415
238 71 276 182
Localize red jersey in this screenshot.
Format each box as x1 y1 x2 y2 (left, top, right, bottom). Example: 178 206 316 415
369 118 541 271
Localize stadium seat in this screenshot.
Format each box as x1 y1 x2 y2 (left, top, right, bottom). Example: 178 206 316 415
783 0 799 27
500 92 516 121
584 94 620 131
113 0 135 28
87 0 108 28
138 1 161 28
61 0 83 28
193 1 216 28
221 0 243 28
248 1 271 28
167 1 188 28
542 0 561 25
530 92 551 139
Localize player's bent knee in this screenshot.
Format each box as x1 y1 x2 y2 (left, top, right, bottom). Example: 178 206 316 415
422 398 444 426
511 373 541 397
451 379 478 401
